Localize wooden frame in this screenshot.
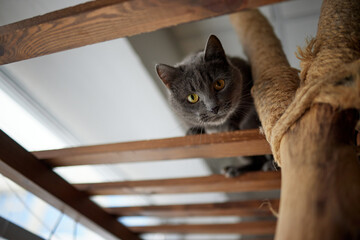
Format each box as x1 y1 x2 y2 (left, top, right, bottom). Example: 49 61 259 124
129 221 276 234
33 129 271 166
0 0 290 239
73 172 280 195
105 199 280 217
0 128 280 239
0 0 285 65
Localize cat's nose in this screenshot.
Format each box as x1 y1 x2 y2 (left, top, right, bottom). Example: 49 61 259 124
210 106 220 114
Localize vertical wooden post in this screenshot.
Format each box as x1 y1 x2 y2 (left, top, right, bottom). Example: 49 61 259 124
230 0 360 238
277 104 360 240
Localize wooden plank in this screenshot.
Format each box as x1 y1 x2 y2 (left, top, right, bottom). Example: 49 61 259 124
0 130 140 240
158 238 274 240
33 129 271 167
106 199 280 217
0 0 286 65
242 237 274 240
155 238 274 240
73 171 281 195
143 238 274 240
167 238 273 240
130 221 276 234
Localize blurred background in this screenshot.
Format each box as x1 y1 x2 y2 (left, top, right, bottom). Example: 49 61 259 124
0 0 322 239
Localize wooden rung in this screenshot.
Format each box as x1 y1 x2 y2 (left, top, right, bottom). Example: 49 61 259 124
73 172 281 195
162 238 274 240
129 221 276 234
240 238 274 240
241 238 274 240
0 0 286 65
33 129 271 167
106 199 280 217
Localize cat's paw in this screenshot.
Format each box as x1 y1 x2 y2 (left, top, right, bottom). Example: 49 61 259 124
186 127 206 135
228 124 240 132
221 166 242 178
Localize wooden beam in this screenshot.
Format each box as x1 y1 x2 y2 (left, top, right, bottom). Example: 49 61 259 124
73 171 281 195
152 238 274 240
150 238 274 240
130 221 276 234
106 199 280 217
33 129 271 167
140 238 274 240
277 105 360 240
242 238 274 240
0 0 286 65
0 130 140 240
171 238 274 240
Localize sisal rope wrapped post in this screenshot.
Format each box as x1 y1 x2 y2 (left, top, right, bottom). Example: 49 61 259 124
230 0 360 239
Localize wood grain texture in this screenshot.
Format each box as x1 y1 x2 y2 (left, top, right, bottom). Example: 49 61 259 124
157 238 274 240
73 171 281 195
33 129 271 167
129 221 276 234
0 0 286 65
277 105 360 240
106 199 280 217
0 130 140 240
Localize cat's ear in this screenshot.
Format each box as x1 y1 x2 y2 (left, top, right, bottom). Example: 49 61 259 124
204 35 227 62
156 64 178 88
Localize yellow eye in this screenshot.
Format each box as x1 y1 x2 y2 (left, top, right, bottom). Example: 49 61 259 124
187 93 199 103
214 79 225 90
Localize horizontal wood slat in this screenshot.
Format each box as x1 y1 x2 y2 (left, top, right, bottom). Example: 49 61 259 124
236 238 274 240
106 199 280 217
164 238 274 240
0 130 140 240
0 0 286 65
73 171 281 195
129 221 276 234
33 129 271 167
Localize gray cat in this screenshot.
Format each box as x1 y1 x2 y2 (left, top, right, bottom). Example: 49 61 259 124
156 35 271 176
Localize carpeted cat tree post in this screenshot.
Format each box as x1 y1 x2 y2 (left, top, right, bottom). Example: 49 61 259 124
230 0 360 239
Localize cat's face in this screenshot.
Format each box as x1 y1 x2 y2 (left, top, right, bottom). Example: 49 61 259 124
156 35 243 127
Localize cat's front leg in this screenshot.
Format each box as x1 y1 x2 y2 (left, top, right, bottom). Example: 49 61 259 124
226 118 241 132
222 156 273 178
227 123 240 132
186 126 206 135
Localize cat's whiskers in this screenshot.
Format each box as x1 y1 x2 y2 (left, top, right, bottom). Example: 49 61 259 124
196 119 207 144
232 104 252 117
238 92 253 98
242 78 253 88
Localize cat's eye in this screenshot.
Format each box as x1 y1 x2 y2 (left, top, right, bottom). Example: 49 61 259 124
214 79 225 90
187 94 199 103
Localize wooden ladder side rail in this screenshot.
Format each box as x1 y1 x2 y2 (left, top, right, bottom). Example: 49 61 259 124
129 221 276 234
0 130 140 240
0 0 287 65
105 199 280 217
33 129 272 167
73 172 281 195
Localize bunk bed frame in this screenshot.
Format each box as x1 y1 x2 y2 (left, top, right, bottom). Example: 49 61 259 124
1 0 359 240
